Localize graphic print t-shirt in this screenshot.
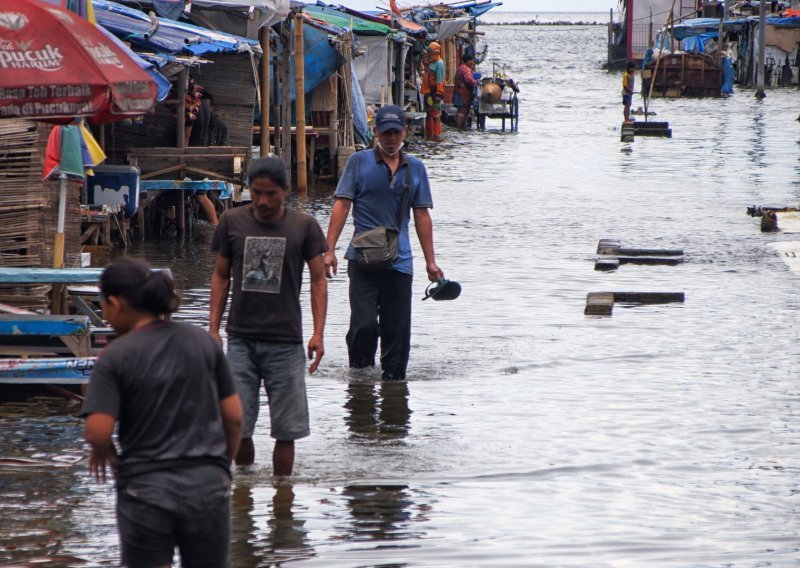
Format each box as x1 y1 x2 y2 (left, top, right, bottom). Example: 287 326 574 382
212 206 327 342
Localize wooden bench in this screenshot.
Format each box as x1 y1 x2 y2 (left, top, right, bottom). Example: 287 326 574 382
0 314 91 357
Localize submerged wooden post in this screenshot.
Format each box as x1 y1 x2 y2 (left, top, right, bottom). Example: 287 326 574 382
294 13 307 194
260 26 271 158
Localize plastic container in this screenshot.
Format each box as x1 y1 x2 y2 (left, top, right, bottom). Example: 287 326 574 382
85 165 140 217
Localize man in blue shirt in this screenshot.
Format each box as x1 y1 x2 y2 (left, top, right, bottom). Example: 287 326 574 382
324 105 445 380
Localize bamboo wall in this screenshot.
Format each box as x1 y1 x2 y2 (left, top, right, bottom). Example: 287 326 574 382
0 120 81 310
106 54 258 165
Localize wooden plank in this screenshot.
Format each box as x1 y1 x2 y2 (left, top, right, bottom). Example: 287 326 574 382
0 357 94 385
0 267 104 284
0 315 90 336
70 294 104 327
0 303 35 315
612 292 685 304
616 256 683 266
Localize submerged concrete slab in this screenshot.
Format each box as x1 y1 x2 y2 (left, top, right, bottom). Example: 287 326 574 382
585 291 685 316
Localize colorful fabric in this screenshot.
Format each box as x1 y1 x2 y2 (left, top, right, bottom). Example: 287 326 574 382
622 70 634 95
422 57 445 98
454 63 479 110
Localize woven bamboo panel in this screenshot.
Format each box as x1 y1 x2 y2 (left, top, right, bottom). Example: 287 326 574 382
0 120 79 310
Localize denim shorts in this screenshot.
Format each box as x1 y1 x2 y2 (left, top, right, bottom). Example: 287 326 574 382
622 94 632 106
116 464 231 568
226 336 310 440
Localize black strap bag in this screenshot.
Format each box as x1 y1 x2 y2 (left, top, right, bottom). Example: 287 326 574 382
350 173 411 272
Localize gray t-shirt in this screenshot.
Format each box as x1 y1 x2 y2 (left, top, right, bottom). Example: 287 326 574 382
81 320 235 481
212 206 327 342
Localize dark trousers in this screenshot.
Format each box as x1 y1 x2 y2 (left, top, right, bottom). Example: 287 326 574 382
347 261 412 380
116 464 231 568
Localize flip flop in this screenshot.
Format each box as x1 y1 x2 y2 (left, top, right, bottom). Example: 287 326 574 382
422 278 461 301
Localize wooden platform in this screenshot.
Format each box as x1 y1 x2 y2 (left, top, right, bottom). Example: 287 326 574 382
595 239 684 271
585 291 685 316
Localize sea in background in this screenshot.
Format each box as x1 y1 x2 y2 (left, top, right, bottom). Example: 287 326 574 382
2 11 800 567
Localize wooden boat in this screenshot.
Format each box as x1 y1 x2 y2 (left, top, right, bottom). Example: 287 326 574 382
643 52 722 97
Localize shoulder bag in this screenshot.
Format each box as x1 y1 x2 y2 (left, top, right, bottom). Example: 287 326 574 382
350 172 411 272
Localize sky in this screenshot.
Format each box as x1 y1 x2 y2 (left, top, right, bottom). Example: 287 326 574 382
341 1 617 12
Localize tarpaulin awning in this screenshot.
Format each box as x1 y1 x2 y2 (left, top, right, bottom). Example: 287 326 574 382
110 0 289 26
671 16 800 40
305 4 393 36
434 16 471 42
93 0 261 55
468 3 503 17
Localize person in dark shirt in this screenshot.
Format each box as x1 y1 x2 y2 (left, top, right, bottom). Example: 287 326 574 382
210 156 328 475
205 93 230 147
187 88 219 225
82 258 243 568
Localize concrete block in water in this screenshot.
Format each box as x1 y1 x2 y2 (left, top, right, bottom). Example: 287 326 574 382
585 292 614 315
620 124 635 142
595 258 620 271
585 291 684 316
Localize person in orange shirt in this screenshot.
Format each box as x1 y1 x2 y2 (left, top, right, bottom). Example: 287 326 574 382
421 42 445 141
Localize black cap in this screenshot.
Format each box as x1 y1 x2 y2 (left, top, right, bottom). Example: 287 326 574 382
375 105 405 132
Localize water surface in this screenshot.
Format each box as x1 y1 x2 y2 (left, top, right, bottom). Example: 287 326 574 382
2 15 800 567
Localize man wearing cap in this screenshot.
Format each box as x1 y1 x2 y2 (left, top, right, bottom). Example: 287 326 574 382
421 42 446 141
324 105 445 380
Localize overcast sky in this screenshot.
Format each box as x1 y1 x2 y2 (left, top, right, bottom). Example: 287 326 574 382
342 1 617 12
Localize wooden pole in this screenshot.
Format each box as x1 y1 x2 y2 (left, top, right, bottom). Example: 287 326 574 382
260 26 271 157
176 68 187 236
273 52 281 157
756 0 767 98
281 19 292 189
294 13 307 194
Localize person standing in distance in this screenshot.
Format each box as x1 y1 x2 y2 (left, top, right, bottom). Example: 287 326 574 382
324 105 445 381
82 258 243 568
210 156 328 475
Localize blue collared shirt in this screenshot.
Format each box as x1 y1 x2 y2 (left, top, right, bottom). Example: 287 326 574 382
334 149 433 275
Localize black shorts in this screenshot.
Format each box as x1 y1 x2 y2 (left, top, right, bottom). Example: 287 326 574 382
116 463 231 568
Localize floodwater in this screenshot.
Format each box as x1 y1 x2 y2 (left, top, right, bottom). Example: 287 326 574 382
3 12 800 567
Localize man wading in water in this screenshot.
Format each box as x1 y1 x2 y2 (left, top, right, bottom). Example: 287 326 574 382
324 105 445 380
210 157 328 475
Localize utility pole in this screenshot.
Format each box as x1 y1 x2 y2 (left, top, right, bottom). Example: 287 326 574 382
756 0 766 98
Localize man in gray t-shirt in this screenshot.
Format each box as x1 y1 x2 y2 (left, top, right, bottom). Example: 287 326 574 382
210 157 328 475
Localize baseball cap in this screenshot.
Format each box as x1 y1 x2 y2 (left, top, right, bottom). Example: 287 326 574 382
375 105 406 133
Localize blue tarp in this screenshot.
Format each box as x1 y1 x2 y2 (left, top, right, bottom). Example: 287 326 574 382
275 20 345 103
93 0 261 55
350 60 369 145
97 25 171 100
722 56 735 94
467 3 503 17
672 16 800 40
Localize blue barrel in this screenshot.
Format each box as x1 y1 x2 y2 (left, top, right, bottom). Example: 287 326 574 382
85 165 140 217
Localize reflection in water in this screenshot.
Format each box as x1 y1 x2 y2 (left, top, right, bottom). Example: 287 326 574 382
345 381 411 440
230 483 311 566
341 485 418 544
